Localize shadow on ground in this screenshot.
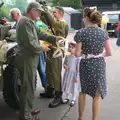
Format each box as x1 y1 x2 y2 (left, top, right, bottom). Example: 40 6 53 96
0 95 17 120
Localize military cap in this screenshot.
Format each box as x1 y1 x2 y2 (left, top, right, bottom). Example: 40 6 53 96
27 1 44 12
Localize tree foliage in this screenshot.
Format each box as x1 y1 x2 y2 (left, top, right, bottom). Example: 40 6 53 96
0 0 28 19
52 0 83 9
0 6 9 18
15 0 28 12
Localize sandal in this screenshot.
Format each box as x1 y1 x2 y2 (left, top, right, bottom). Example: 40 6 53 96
31 108 40 116
19 115 40 120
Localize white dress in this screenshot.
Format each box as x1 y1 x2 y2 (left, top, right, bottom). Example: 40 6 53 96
62 55 81 95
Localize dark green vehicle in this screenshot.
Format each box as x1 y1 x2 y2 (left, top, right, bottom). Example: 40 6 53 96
0 23 37 110
0 24 21 110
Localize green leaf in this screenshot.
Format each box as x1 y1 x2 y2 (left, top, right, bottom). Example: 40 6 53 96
52 0 83 9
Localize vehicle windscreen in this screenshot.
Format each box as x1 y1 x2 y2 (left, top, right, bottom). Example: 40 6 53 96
107 14 119 23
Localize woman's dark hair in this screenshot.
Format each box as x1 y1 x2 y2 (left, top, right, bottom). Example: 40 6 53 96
83 7 102 24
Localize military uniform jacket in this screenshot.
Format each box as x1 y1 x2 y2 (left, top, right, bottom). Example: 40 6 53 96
16 16 56 55
42 10 69 38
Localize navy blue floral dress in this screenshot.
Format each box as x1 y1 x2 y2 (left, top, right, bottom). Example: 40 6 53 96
74 27 109 99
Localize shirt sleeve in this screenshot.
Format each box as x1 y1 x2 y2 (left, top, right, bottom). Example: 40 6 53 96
104 30 109 41
74 29 84 43
44 10 62 28
65 25 69 38
36 27 56 46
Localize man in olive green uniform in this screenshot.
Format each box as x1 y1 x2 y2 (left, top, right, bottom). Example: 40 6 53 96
16 2 63 120
40 6 69 108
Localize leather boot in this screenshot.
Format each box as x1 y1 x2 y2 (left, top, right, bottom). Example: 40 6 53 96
39 85 54 98
48 91 63 108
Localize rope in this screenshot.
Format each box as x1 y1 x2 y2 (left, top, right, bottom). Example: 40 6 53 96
46 39 66 60
52 40 65 58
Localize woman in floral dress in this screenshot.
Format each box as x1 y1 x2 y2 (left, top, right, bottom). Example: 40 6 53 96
74 8 112 120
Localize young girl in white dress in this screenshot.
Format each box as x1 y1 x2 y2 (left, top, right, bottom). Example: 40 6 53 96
62 41 81 107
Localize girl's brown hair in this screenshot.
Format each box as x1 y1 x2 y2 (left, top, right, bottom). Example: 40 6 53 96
83 7 102 24
69 42 76 48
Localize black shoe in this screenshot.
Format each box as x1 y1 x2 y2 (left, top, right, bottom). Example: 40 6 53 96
39 86 54 98
48 96 63 108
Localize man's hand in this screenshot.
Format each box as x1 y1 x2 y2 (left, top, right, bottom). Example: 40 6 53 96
56 36 65 42
42 45 50 52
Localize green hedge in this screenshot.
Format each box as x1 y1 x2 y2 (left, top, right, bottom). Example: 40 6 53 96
0 6 10 19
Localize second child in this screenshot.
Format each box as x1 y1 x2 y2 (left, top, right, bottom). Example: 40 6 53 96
62 41 81 107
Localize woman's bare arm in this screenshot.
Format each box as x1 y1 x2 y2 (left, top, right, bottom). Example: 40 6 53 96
75 43 82 57
103 39 112 57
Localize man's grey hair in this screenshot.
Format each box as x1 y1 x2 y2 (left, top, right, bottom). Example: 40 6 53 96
10 8 21 15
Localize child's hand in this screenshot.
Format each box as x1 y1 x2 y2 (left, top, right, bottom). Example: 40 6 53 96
64 66 69 70
74 79 78 83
